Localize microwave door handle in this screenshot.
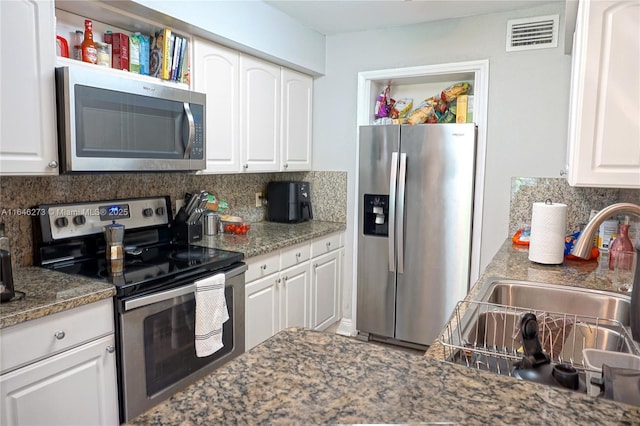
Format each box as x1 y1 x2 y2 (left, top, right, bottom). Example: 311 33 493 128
183 102 195 159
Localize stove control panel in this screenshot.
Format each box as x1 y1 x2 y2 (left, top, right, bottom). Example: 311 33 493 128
40 197 171 241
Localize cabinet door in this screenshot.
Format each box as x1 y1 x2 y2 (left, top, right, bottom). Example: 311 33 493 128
0 334 118 425
193 39 241 173
239 55 281 172
311 250 341 331
245 275 279 350
281 69 312 171
0 0 59 175
566 0 640 188
279 262 311 329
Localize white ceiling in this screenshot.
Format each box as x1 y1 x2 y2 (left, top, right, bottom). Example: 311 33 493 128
265 0 563 35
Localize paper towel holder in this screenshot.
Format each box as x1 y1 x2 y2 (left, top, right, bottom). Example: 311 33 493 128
528 199 567 265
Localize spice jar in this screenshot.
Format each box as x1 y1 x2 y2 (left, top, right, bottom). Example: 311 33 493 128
72 30 83 60
96 42 110 67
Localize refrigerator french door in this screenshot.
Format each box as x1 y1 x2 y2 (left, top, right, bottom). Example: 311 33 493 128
357 124 476 346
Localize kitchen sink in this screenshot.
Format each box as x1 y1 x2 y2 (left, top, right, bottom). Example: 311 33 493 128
439 279 640 385
477 279 631 326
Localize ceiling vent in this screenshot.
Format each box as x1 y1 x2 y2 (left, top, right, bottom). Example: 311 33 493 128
506 14 559 52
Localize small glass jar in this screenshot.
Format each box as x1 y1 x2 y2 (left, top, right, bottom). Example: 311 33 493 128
96 41 110 67
72 30 83 61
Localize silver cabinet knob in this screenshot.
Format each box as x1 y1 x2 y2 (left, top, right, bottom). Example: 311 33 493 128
261 264 267 270
106 345 115 353
326 242 331 248
243 163 249 169
284 163 288 169
295 252 301 258
48 160 58 169
54 331 66 340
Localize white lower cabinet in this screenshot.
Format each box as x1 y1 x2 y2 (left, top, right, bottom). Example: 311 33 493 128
245 232 343 350
311 249 342 331
245 254 311 351
245 272 280 350
0 299 118 425
279 262 311 330
0 334 118 426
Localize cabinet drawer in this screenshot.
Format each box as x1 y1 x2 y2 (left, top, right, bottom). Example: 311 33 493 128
245 252 280 283
280 242 310 270
0 299 114 374
311 232 342 257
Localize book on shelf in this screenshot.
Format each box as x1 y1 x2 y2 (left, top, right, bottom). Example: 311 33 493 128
149 31 163 78
149 27 189 83
163 32 174 80
178 37 189 84
170 36 183 81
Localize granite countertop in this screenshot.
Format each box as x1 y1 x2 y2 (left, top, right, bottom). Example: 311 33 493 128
196 220 346 257
468 239 626 296
127 327 640 425
0 267 115 329
127 239 640 425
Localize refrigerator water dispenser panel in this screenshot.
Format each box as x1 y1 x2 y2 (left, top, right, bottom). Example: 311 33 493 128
363 194 389 236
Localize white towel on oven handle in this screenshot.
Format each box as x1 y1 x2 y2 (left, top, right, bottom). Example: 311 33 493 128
194 273 229 357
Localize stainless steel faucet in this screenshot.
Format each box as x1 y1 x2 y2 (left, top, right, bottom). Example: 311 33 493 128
570 202 640 341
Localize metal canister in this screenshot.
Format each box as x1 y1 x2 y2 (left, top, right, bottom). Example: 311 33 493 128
204 211 219 236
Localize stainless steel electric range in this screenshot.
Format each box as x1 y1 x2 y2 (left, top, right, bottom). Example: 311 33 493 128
33 196 246 422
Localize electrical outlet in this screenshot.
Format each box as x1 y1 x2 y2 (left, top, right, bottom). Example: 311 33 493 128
255 192 262 208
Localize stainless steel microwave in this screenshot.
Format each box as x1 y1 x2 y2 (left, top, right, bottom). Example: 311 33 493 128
55 66 206 173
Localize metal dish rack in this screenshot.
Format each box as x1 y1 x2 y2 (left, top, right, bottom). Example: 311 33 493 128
438 300 639 377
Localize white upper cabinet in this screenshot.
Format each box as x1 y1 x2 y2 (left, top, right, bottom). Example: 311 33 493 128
0 0 59 175
281 69 313 171
566 0 640 188
193 39 241 173
240 55 281 173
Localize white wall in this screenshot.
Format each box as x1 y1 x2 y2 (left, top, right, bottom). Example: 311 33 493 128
312 3 572 329
129 0 326 75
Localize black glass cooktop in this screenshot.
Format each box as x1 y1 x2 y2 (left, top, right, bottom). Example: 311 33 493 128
48 243 243 299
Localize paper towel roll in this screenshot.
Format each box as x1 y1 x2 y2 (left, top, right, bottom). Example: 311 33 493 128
529 201 567 264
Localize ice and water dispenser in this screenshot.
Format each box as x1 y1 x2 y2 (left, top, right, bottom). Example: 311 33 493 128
362 194 389 236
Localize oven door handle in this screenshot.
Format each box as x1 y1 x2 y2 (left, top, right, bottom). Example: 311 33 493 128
124 263 247 312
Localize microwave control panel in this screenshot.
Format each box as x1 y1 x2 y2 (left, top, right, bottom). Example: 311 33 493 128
189 103 205 160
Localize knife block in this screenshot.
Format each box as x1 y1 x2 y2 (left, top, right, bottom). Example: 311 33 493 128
172 207 203 244
173 221 202 244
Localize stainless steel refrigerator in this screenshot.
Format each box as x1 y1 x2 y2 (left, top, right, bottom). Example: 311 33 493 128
357 124 476 347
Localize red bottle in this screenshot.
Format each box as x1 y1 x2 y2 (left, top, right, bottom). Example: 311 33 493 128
609 223 635 270
81 20 98 64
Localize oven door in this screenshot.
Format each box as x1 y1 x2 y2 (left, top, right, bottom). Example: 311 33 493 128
117 263 246 422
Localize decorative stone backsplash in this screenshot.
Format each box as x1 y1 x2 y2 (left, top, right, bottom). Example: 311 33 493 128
509 177 640 240
0 171 347 267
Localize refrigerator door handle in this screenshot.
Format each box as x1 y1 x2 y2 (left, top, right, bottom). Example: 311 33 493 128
388 151 399 272
397 152 407 274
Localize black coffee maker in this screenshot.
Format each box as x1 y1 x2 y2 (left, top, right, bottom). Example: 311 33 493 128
266 181 313 223
0 223 15 303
